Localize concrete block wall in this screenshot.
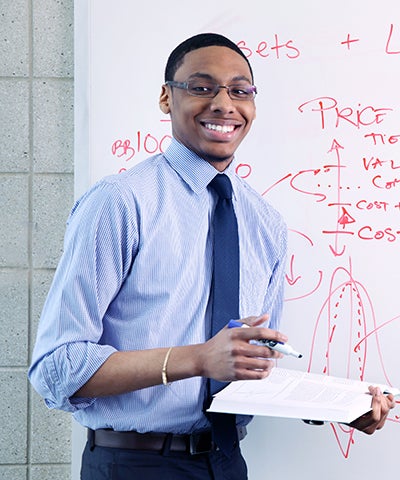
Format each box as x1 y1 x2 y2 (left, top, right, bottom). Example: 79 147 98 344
0 1 74 478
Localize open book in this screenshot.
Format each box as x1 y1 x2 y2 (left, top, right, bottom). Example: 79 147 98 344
208 367 400 424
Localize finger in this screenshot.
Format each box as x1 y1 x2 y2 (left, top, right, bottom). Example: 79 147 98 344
228 328 286 358
367 388 387 429
250 327 288 344
228 334 282 360
234 359 276 381
242 313 270 327
372 392 395 430
252 344 285 359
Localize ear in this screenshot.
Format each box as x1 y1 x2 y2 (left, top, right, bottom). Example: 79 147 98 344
159 84 171 114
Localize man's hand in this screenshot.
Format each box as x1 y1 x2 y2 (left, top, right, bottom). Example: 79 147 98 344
349 386 396 434
199 314 288 383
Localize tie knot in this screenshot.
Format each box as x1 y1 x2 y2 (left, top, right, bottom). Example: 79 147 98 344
209 174 233 200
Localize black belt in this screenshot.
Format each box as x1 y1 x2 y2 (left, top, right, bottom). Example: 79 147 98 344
88 427 247 455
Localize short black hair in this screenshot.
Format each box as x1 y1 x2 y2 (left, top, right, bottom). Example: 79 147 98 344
164 33 254 83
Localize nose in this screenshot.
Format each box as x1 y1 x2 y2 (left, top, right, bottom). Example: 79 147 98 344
209 87 236 112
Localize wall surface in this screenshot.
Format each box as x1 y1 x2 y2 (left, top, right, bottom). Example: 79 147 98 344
0 1 74 478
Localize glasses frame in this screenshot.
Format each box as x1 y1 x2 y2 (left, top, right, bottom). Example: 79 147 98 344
165 80 257 101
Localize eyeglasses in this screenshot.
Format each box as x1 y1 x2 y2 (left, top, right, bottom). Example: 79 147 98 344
165 80 257 101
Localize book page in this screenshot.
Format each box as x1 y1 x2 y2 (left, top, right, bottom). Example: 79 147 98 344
208 368 399 423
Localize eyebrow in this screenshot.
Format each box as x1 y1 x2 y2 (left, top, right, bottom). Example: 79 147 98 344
186 72 253 84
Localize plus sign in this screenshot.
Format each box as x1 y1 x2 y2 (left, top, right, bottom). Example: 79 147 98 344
341 33 360 49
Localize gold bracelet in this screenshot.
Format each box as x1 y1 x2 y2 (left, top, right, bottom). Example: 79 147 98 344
162 347 173 386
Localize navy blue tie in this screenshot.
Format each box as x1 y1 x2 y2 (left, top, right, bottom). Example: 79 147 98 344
207 174 239 456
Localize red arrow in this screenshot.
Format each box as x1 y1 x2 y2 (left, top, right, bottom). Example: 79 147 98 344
285 254 301 286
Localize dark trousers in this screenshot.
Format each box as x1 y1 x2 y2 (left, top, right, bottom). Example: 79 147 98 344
81 441 248 480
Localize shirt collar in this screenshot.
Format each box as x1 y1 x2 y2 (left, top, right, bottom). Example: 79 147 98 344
164 138 237 195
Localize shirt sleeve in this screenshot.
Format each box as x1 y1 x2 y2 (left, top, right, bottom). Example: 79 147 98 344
262 214 288 331
28 179 139 412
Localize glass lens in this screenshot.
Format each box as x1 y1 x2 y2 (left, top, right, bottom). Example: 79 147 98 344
228 85 256 100
186 81 218 97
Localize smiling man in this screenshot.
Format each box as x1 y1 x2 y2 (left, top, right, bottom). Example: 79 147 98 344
29 33 395 480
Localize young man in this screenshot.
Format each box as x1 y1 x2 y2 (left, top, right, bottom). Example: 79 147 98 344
29 33 395 480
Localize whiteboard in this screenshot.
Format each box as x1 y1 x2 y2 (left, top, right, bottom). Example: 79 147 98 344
74 1 400 478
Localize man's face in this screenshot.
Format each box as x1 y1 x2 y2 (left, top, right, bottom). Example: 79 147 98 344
160 46 256 171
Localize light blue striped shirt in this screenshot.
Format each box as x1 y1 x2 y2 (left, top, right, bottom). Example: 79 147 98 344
29 138 287 434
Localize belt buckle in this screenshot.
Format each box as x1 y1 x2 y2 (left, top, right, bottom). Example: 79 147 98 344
189 431 214 455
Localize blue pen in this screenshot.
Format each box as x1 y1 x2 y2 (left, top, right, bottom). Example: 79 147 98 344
228 319 303 358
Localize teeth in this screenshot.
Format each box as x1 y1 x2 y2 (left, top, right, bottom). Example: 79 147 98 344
204 123 235 134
